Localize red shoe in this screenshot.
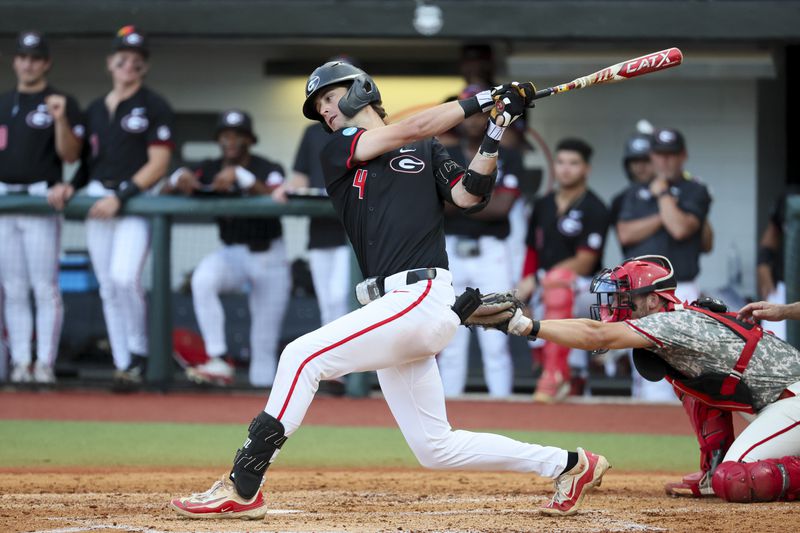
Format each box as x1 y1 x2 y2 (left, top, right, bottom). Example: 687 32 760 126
171 476 267 519
541 448 610 516
533 369 570 403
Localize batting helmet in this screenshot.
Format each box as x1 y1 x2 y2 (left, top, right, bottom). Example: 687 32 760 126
302 61 381 128
622 133 653 180
590 255 681 323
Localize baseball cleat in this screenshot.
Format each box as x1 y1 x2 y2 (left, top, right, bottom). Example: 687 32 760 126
10 363 33 384
533 370 570 404
186 357 234 386
171 476 267 520
32 363 56 384
541 447 610 516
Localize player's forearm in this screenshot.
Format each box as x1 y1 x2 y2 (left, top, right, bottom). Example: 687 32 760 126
617 214 661 246
399 101 473 144
535 319 609 351
658 195 700 240
131 148 171 190
780 302 800 321
53 118 81 163
466 191 515 220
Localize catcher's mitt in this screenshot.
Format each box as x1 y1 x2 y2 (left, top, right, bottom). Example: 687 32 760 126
464 290 533 336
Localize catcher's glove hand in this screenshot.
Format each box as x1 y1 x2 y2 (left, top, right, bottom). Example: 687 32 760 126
464 290 534 336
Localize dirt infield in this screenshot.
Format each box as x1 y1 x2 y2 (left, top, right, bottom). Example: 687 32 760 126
1 468 794 533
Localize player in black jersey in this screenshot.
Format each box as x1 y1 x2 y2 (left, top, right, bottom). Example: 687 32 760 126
172 61 609 520
0 31 84 384
164 109 288 387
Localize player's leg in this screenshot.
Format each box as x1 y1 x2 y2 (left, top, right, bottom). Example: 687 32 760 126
0 215 34 381
535 268 576 402
246 239 290 387
87 218 130 371
308 245 350 325
436 235 472 396
723 391 800 463
20 215 63 383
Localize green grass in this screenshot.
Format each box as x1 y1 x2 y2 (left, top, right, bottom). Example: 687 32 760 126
0 420 698 472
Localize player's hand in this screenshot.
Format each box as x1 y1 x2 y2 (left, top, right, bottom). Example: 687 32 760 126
88 196 121 219
271 184 292 204
737 301 786 322
47 183 74 211
44 94 67 121
515 274 537 303
490 89 525 127
211 166 237 192
175 170 201 196
492 82 537 107
649 176 669 198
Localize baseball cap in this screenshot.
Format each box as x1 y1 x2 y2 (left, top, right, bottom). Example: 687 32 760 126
215 109 258 143
112 25 149 59
16 31 49 59
623 133 652 161
651 128 685 154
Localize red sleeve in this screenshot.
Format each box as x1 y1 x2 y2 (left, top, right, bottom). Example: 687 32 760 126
522 246 539 277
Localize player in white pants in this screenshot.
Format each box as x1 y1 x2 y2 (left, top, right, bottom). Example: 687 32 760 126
0 31 84 384
172 62 609 520
78 26 174 390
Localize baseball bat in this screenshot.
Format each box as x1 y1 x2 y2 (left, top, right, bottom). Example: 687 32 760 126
532 47 683 100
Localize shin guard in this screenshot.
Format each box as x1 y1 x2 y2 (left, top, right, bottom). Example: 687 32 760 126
712 457 800 502
229 411 287 499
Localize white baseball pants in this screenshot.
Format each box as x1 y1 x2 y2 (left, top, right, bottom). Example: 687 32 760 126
308 245 351 326
0 214 63 368
438 236 514 397
191 240 290 387
264 269 568 478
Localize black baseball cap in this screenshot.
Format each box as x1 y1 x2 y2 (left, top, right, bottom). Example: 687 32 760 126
651 128 686 154
16 31 49 59
112 25 149 59
215 109 257 143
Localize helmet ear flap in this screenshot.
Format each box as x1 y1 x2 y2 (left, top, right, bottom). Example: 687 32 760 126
338 74 382 117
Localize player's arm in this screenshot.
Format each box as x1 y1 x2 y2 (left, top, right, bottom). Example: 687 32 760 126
464 189 516 220
550 249 601 278
617 214 662 246
46 94 82 163
657 193 701 240
738 300 800 322
701 220 714 253
757 219 781 299
130 145 172 190
530 318 653 351
273 171 310 203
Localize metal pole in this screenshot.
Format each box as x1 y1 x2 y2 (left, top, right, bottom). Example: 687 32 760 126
147 214 173 390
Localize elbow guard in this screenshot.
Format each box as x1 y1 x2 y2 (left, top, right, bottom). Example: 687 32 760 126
462 168 497 197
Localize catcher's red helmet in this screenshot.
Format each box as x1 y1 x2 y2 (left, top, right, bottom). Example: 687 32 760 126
590 255 681 322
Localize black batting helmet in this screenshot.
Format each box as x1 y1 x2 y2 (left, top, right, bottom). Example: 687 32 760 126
622 133 652 180
302 61 381 129
215 109 257 143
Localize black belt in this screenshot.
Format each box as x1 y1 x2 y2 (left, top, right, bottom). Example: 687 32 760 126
378 267 438 295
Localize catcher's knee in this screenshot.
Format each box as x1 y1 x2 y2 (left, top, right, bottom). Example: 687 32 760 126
711 458 800 502
230 411 287 499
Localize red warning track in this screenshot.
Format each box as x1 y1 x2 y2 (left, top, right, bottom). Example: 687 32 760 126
0 390 749 435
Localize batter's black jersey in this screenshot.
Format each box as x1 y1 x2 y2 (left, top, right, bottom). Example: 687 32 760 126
85 86 174 187
192 155 285 251
526 189 610 274
444 145 523 239
0 86 83 185
293 123 347 249
320 126 454 278
617 176 712 281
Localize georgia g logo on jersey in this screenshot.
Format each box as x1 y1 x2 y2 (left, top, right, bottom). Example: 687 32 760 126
121 107 149 133
389 155 425 174
26 104 53 129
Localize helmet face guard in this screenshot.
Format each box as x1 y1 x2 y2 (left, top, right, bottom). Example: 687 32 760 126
590 268 634 323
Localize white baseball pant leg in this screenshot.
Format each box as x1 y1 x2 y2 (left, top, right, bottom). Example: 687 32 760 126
724 382 800 462
308 245 351 326
0 214 63 367
263 270 568 478
246 239 291 387
86 216 150 370
438 236 514 397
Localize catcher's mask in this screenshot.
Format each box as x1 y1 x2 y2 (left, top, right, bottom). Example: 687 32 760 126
302 61 382 132
590 255 681 323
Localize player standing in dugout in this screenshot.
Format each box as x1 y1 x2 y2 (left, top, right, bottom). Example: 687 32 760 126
0 31 84 384
72 26 174 391
171 61 609 519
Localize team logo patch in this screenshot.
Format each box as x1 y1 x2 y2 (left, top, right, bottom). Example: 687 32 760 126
72 124 85 138
307 76 320 95
558 213 583 236
26 104 53 129
587 233 603 250
124 32 143 46
22 33 41 47
157 125 171 141
342 127 358 136
120 108 148 133
389 155 425 174
224 111 243 126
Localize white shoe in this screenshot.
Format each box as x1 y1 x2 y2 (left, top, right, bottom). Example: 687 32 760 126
171 475 267 519
186 357 234 386
11 363 32 383
33 363 56 384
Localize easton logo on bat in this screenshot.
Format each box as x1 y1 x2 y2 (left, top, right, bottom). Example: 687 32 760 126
623 49 680 76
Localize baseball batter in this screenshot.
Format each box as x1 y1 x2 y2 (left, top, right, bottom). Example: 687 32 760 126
0 31 84 384
165 110 288 387
76 26 174 390
171 61 609 519
502 255 800 502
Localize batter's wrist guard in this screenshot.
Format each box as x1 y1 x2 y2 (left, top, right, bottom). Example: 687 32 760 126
115 180 142 205
230 411 287 499
458 90 494 118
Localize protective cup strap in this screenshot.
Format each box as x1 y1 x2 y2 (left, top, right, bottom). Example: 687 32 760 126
230 411 287 499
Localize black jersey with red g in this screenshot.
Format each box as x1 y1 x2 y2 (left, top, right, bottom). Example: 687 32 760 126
320 126 455 278
193 155 285 251
526 189 610 274
84 86 174 187
0 86 83 185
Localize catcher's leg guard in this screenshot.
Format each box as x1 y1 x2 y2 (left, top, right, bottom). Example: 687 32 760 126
229 411 287 499
535 269 575 402
712 457 800 502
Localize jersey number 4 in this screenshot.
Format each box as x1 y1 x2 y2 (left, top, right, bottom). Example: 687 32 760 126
353 169 368 200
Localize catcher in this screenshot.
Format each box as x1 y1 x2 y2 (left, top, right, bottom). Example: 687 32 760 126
467 255 800 503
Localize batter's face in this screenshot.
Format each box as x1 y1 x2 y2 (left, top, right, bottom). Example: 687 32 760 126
554 150 589 189
107 51 148 85
651 151 686 179
315 86 349 131
218 130 251 160
13 54 50 87
627 158 655 184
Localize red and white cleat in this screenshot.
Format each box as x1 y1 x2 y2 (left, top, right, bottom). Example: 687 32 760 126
171 476 267 520
186 357 234 386
541 447 610 516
